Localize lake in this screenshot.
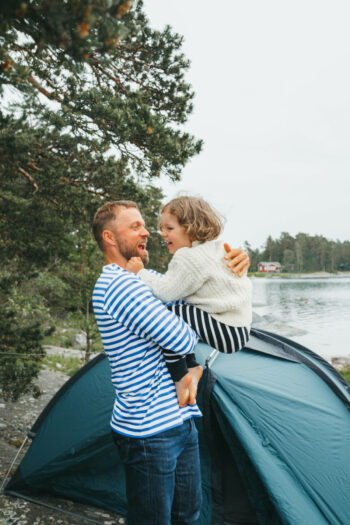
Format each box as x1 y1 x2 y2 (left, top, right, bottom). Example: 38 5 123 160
251 276 350 359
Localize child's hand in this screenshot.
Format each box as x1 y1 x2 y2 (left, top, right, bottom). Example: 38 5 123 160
224 243 250 277
126 257 144 274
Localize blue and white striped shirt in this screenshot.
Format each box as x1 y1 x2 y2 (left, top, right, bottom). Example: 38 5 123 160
93 264 202 437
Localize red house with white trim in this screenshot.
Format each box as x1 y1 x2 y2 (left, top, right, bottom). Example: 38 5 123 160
258 262 282 273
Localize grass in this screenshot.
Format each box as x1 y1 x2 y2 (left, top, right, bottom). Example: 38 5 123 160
42 353 84 377
340 367 350 384
43 315 104 353
43 319 77 348
43 331 74 348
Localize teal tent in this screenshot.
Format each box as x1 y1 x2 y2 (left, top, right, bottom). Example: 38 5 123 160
5 329 350 524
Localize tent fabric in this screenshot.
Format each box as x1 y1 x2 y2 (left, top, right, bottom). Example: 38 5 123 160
6 330 350 525
7 353 127 515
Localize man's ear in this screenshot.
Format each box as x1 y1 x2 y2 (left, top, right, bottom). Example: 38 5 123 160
102 229 116 247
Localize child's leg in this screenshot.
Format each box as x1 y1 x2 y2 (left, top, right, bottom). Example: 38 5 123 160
166 304 250 404
168 303 250 354
163 350 202 406
162 350 192 407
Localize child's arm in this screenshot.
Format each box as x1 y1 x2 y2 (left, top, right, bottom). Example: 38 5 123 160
136 249 208 303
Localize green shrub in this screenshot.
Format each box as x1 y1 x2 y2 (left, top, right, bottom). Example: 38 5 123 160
0 310 45 401
340 367 350 384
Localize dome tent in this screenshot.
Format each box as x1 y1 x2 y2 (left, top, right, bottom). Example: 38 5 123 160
5 329 350 524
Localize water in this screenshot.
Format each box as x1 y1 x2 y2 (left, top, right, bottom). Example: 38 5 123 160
251 276 350 358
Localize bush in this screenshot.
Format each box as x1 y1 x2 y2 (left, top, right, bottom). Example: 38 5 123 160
0 310 45 401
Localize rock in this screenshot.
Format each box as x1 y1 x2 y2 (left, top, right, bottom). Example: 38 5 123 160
0 422 7 430
252 313 307 337
71 333 87 349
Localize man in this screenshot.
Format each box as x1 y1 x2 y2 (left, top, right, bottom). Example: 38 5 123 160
92 200 249 525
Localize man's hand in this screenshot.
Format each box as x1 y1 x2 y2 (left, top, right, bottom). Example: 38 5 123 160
126 257 144 274
223 243 250 277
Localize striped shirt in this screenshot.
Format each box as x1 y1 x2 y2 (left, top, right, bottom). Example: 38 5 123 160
92 264 202 438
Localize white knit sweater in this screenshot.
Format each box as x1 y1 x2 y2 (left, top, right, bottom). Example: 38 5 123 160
138 240 252 327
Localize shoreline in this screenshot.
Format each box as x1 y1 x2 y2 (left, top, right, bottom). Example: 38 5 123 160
249 271 350 279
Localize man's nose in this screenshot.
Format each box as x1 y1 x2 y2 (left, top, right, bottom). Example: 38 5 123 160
141 227 150 237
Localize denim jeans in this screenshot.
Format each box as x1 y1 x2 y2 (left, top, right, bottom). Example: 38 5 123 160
113 418 202 525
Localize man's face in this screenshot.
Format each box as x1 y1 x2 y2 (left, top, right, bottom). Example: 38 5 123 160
111 207 150 264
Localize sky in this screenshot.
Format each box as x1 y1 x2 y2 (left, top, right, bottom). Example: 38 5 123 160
143 0 350 250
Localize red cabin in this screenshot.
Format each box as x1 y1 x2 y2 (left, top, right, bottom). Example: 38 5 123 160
258 262 282 273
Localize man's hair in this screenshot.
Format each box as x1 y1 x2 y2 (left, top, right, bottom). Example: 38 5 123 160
161 196 223 243
92 200 139 251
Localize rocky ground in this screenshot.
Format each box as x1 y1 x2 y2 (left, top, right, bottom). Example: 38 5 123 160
0 366 125 525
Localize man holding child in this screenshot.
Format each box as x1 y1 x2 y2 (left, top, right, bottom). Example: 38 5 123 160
92 199 249 525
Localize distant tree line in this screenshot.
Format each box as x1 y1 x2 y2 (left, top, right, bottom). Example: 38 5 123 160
244 232 350 273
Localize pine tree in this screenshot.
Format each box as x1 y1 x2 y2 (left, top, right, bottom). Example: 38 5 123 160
0 0 202 399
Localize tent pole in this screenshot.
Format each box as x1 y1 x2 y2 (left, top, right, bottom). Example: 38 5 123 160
205 349 219 369
0 436 28 492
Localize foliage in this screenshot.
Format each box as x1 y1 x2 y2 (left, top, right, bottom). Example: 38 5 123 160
0 309 45 401
340 368 350 385
0 0 201 399
0 0 201 269
245 233 350 273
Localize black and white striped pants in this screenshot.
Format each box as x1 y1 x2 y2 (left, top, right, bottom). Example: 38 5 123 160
163 303 250 381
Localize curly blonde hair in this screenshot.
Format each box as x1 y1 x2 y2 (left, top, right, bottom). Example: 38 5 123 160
162 196 223 243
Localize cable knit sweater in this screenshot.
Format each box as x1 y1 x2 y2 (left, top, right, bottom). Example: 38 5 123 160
138 240 252 327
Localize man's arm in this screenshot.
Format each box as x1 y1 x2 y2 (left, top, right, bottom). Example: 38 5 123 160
103 274 198 355
224 244 250 277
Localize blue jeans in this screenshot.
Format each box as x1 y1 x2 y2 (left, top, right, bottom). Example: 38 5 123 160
113 418 202 525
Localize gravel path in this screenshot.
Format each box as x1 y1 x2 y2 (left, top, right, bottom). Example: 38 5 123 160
0 366 124 525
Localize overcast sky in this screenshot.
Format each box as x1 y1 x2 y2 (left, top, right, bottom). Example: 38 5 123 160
144 0 350 249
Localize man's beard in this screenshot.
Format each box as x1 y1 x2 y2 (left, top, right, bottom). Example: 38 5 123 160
117 238 149 265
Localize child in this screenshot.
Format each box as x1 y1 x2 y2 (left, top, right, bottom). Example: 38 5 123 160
126 196 252 406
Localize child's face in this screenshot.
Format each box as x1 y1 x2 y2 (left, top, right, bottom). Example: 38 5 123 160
160 211 192 254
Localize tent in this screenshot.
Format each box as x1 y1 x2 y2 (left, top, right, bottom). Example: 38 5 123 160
4 328 350 524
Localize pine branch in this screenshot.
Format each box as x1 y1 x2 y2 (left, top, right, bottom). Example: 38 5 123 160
28 75 64 103
111 63 160 94
18 167 39 193
61 177 109 197
92 62 128 95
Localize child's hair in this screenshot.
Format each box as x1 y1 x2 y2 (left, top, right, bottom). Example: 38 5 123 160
161 196 223 243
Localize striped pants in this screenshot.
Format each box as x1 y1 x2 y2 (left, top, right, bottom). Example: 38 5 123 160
164 303 250 381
